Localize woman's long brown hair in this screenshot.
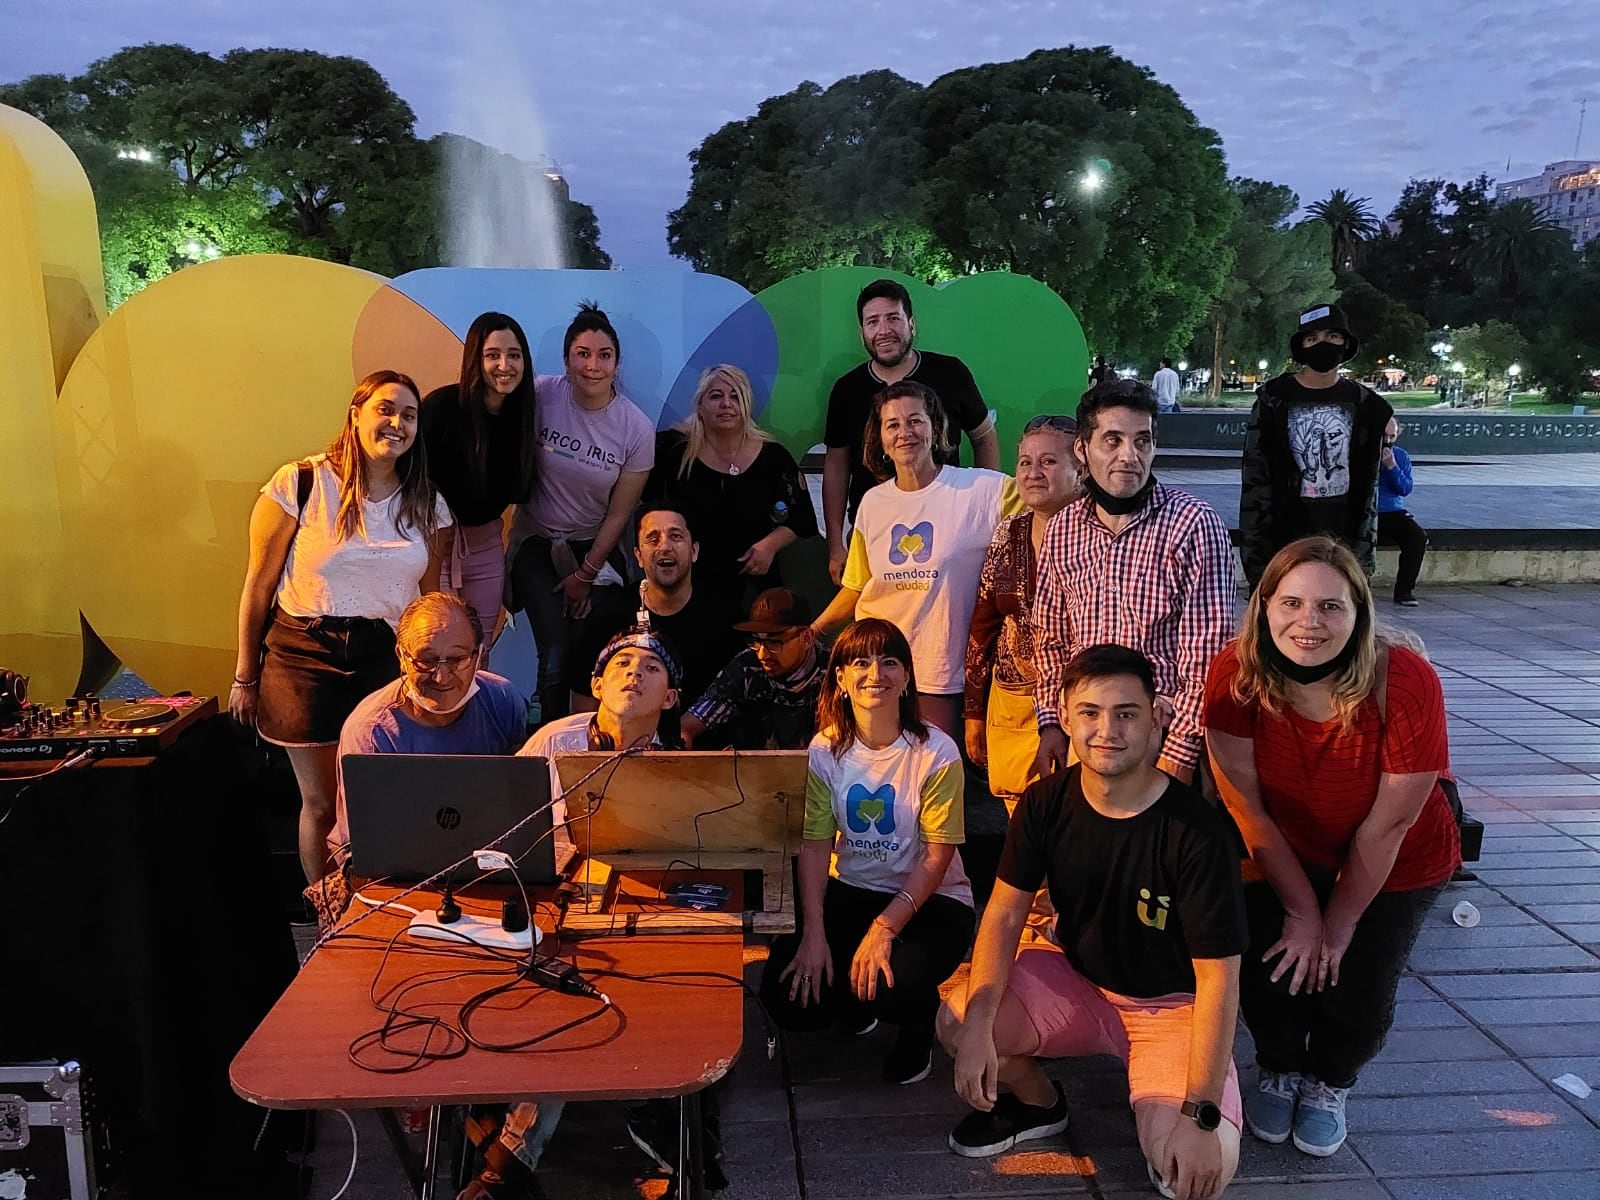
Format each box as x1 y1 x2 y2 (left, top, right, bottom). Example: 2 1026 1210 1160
816 618 928 759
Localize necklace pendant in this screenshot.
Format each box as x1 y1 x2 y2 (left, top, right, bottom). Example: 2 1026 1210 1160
727 464 740 476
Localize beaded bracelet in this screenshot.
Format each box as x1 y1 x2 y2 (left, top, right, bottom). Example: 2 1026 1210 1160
232 678 259 688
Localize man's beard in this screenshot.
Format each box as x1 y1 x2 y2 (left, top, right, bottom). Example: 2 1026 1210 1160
868 335 911 369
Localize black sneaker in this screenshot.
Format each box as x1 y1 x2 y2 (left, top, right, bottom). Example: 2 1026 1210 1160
882 1025 934 1085
947 1083 1070 1158
1394 594 1420 607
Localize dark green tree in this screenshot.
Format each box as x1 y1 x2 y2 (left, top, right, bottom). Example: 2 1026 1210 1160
1194 178 1334 396
566 200 613 269
0 73 87 136
1305 188 1381 272
1335 275 1429 374
1465 199 1574 297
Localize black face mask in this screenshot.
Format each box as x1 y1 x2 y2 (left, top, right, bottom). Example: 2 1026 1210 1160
1258 608 1362 684
1296 339 1347 373
1080 470 1156 516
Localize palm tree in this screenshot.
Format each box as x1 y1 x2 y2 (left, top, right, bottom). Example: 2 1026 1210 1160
1465 200 1573 296
1306 189 1381 273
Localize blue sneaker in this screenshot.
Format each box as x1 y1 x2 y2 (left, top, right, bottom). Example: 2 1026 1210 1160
1244 1069 1300 1144
1292 1077 1350 1157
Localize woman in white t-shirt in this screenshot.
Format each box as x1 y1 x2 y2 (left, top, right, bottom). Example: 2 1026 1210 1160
759 618 976 1086
231 370 451 884
811 380 1023 743
509 303 655 723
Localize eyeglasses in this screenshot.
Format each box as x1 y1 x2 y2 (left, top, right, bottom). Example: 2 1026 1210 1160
750 630 800 648
1023 414 1077 435
401 649 477 677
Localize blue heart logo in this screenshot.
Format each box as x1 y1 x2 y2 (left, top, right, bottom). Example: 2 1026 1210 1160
845 783 897 835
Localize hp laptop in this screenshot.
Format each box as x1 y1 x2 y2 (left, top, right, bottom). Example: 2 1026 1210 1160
342 753 556 885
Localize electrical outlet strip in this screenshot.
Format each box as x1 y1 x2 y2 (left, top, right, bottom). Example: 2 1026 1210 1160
406 909 542 952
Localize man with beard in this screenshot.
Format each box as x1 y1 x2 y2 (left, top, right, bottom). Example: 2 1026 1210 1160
1030 381 1235 787
1238 304 1392 591
568 504 740 728
328 592 525 868
940 646 1245 1200
822 279 1000 583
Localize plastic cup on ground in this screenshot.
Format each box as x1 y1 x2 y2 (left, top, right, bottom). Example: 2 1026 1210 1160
1451 900 1480 928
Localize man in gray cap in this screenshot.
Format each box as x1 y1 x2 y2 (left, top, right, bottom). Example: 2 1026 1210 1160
1238 304 1393 590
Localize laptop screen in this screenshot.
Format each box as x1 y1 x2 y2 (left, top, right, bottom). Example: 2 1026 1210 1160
342 753 556 885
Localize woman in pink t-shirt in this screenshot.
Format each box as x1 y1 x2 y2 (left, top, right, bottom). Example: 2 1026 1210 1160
1204 536 1459 1161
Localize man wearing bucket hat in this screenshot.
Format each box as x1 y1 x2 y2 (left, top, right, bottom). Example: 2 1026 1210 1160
1238 304 1393 591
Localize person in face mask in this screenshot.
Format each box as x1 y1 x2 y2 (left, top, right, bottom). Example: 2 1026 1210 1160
1203 536 1459 1161
1238 304 1394 591
325 592 528 868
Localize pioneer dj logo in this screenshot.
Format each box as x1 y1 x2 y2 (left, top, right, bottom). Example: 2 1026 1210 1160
435 806 462 831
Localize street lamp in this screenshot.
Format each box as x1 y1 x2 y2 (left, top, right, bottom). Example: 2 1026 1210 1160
1177 360 1188 371
1508 362 1522 403
1081 166 1104 193
1257 359 1269 379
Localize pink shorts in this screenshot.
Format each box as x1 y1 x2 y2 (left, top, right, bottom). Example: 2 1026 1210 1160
1006 944 1243 1128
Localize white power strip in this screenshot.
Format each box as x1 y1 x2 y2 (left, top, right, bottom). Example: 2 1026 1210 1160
406 909 542 952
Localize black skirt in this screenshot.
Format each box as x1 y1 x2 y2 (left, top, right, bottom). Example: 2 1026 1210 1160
256 612 399 747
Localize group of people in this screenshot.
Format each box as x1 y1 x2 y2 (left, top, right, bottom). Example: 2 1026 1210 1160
229 286 1461 1200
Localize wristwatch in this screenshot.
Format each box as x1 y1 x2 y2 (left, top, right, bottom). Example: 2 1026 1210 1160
1181 1099 1222 1132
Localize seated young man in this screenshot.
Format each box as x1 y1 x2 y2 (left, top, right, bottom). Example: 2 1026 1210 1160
680 587 826 750
477 627 724 1200
938 644 1246 1200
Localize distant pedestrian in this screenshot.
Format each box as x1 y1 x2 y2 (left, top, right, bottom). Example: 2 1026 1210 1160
1377 418 1428 607
1152 358 1182 414
1238 304 1392 591
1089 355 1116 388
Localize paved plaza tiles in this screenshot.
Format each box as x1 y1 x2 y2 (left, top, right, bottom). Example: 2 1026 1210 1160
312 584 1600 1200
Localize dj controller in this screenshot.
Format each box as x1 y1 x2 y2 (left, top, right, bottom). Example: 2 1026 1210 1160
0 695 219 763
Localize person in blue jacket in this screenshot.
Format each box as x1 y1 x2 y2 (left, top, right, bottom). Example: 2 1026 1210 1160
1377 418 1428 607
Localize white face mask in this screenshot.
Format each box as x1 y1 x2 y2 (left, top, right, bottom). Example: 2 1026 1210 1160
406 677 480 717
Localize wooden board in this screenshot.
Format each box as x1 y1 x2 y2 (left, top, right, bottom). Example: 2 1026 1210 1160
555 750 807 856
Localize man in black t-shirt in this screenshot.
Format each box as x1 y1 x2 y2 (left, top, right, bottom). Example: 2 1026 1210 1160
821 278 1000 582
1238 303 1393 589
568 505 740 728
938 645 1246 1200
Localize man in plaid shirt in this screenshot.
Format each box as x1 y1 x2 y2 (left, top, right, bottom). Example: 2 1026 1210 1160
1031 380 1237 784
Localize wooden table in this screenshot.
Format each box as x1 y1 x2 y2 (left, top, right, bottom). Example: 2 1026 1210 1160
230 882 746 1198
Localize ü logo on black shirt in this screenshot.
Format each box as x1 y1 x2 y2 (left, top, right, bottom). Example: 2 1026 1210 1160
1137 888 1171 931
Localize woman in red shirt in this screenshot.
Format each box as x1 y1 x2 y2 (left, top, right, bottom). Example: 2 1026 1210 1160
1204 536 1458 1162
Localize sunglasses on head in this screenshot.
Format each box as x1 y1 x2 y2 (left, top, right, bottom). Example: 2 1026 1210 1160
1023 414 1077 435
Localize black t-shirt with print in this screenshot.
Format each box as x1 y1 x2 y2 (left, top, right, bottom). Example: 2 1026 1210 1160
997 767 1247 999
1273 375 1364 542
823 350 990 518
567 584 743 710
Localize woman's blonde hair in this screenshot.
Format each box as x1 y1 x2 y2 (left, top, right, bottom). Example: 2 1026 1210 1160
1232 535 1394 732
675 364 774 479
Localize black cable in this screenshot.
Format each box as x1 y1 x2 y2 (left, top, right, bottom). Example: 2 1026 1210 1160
458 977 624 1052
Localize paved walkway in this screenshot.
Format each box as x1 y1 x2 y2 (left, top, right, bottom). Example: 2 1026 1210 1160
311 584 1600 1200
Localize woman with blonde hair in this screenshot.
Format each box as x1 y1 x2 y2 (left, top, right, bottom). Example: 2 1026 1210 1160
644 363 817 612
231 370 452 884
1203 536 1459 1160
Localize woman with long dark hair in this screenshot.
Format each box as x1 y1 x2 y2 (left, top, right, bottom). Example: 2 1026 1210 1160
421 312 537 634
509 302 654 721
231 370 451 884
1204 536 1459 1159
760 618 977 1086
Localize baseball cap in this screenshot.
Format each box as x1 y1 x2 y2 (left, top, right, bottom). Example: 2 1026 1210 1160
734 588 813 634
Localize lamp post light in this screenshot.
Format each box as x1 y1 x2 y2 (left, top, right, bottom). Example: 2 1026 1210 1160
1508 362 1522 404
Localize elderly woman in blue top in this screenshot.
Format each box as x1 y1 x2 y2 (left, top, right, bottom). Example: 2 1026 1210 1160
760 617 977 1086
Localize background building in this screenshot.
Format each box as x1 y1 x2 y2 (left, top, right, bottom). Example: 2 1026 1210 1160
1496 160 1600 249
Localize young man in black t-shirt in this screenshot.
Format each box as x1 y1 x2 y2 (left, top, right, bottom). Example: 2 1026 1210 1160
821 279 1000 582
568 505 740 729
938 645 1246 1200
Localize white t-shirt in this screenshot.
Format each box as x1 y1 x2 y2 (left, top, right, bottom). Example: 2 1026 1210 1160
264 456 452 628
1153 367 1180 407
521 375 655 540
843 466 1022 693
803 726 972 907
516 712 596 868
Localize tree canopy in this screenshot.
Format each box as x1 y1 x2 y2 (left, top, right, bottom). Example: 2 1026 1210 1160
1 44 613 304
669 47 1237 361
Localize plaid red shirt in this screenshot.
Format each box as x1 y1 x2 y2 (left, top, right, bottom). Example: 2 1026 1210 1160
1032 483 1237 774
